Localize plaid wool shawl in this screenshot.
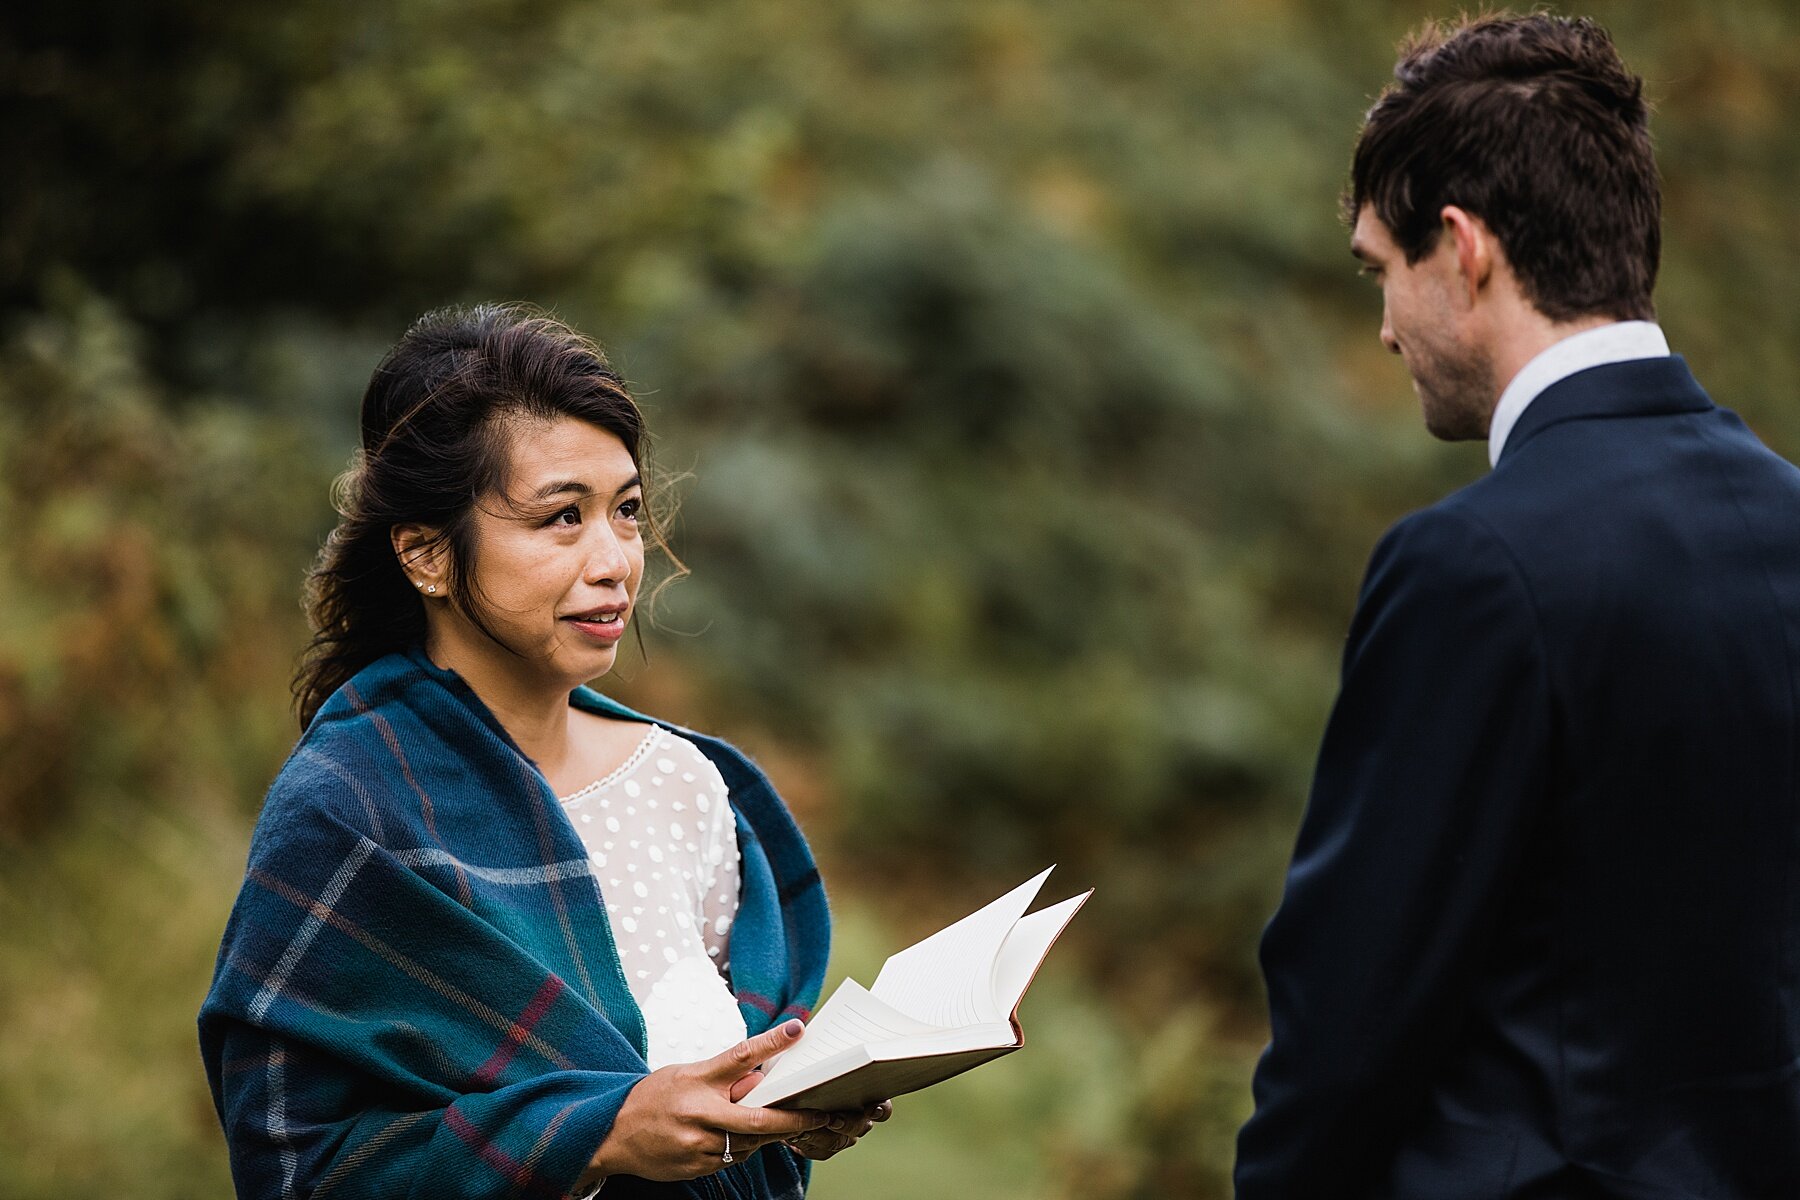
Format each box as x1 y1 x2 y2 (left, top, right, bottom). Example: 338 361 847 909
199 647 830 1200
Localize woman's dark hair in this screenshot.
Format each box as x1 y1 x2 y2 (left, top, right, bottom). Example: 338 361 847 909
294 303 681 726
1348 13 1660 322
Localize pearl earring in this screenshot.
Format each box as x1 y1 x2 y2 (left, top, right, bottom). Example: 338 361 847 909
426 584 437 594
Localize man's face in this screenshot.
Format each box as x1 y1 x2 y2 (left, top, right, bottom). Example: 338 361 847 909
1351 206 1497 441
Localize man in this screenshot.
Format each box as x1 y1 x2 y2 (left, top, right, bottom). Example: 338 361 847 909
1236 14 1800 1198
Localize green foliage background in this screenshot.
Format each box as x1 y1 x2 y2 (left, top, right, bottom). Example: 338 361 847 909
2 2 1796 1196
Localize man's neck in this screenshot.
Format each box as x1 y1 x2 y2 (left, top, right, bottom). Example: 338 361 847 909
1484 316 1671 466
1485 311 1620 422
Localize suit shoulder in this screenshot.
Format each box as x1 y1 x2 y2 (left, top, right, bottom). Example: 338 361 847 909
1355 495 1545 637
1369 496 1520 583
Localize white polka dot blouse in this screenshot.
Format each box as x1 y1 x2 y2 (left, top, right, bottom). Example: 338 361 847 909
558 724 747 1070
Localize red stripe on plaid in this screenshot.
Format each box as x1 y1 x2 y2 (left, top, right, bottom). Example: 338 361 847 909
737 991 778 1016
510 752 601 1006
442 1107 562 1200
248 868 576 1071
738 994 811 1022
474 975 565 1086
348 683 472 906
739 992 812 1024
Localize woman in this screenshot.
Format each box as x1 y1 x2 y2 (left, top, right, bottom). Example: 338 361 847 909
199 305 886 1199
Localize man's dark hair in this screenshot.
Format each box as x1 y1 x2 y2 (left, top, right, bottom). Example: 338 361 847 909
1348 13 1660 322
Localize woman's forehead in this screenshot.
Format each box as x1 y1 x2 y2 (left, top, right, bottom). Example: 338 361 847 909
504 414 637 492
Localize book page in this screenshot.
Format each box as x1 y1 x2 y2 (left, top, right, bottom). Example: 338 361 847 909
870 867 1053 1028
991 890 1091 1016
756 978 943 1092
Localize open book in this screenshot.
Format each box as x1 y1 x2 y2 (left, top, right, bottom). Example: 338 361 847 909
739 867 1091 1111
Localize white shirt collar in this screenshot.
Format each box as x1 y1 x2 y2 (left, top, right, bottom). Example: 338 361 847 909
1487 320 1670 467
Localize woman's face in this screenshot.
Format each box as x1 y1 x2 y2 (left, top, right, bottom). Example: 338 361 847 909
453 415 646 690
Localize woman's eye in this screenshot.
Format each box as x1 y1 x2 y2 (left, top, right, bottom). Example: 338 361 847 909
617 497 642 522
549 506 582 527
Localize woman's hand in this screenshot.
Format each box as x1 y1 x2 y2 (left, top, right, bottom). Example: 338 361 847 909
724 1060 892 1161
584 1020 830 1183
779 1099 892 1161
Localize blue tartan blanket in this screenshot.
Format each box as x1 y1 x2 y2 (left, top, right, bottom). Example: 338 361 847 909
199 647 830 1199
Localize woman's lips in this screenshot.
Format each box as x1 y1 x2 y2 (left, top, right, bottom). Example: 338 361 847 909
565 612 628 643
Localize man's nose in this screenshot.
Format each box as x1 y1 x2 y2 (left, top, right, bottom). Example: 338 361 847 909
1379 311 1400 355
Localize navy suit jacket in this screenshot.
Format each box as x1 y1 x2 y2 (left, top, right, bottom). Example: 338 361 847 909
1236 358 1800 1199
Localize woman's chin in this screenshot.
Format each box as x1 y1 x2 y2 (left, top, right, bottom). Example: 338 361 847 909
564 644 620 686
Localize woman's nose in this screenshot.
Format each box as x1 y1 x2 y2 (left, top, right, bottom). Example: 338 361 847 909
584 530 632 584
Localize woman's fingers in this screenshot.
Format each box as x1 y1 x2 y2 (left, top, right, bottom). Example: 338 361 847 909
686 1033 890 1167
784 1128 857 1161
816 1103 885 1138
780 1099 891 1160
589 1028 851 1183
713 1115 832 1167
720 1099 828 1138
834 1112 876 1139
700 1019 804 1083
726 1067 764 1104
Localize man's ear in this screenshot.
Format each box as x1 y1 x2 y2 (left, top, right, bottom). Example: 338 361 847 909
391 524 448 596
1440 205 1495 307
